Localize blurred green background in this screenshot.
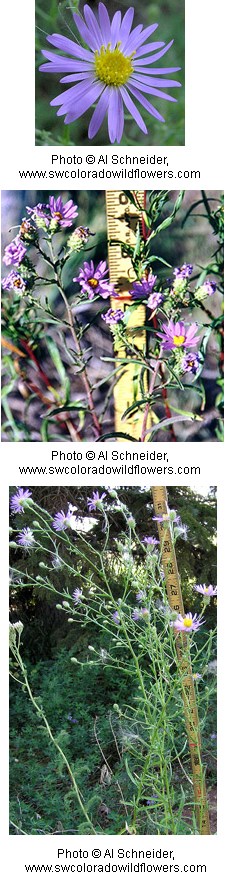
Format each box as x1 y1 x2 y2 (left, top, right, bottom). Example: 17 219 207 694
36 1 185 146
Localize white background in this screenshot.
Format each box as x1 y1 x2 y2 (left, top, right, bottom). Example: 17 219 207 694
1 0 224 882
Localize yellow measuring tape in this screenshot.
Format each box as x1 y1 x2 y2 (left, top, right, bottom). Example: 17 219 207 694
106 191 147 437
152 487 210 834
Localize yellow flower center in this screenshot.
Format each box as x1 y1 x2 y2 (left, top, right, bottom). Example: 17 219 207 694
14 278 23 288
204 587 210 594
94 44 134 87
53 211 63 220
173 335 186 347
183 617 193 628
88 277 99 288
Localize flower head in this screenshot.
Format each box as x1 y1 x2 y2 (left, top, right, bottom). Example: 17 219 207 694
26 202 50 229
136 589 146 602
2 270 27 293
172 612 204 632
196 280 217 299
130 273 157 300
194 584 217 597
87 491 106 511
17 527 35 548
10 487 32 514
112 610 120 625
102 307 125 324
72 588 84 604
174 264 193 280
40 4 181 145
159 320 200 351
147 291 164 310
181 352 200 374
48 195 78 228
143 535 159 546
52 503 78 531
74 259 116 299
131 608 141 621
67 226 93 252
3 237 27 267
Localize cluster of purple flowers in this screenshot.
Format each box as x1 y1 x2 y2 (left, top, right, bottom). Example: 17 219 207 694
74 260 117 300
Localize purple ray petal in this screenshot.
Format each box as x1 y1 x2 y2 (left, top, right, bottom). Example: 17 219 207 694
51 77 96 108
124 23 159 54
128 83 165 121
98 3 111 43
135 41 174 65
60 72 93 83
119 7 135 48
63 83 105 123
47 34 93 61
134 65 181 74
120 85 148 134
40 51 92 73
122 24 144 54
116 91 124 143
134 41 165 57
129 78 177 101
131 73 181 87
88 86 110 138
83 4 103 45
73 12 100 52
111 11 122 49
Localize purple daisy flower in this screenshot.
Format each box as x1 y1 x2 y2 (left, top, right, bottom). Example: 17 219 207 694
130 273 157 300
143 535 159 546
131 608 141 621
102 307 125 324
112 610 120 625
10 487 32 514
172 612 204 633
173 264 193 280
40 4 181 145
3 237 27 267
74 259 116 300
194 584 217 597
87 491 106 511
181 352 200 374
52 503 78 531
17 527 35 548
49 195 78 228
72 588 84 604
159 320 200 351
2 270 27 293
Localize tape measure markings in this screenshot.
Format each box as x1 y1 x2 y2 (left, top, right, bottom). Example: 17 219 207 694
106 191 148 436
